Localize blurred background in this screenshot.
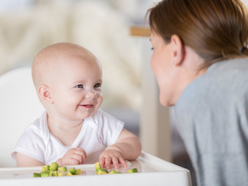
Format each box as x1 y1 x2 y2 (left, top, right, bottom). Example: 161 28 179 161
0 0 159 135
0 0 248 185
0 0 152 110
0 0 180 164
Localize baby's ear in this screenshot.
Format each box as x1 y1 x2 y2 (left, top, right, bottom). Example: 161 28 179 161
38 85 54 104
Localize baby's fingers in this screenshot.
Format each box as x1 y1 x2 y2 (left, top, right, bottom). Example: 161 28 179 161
104 157 112 169
70 154 82 164
68 158 80 165
75 148 87 157
99 156 112 169
112 156 119 169
99 156 106 169
118 157 127 168
71 152 86 164
74 148 87 163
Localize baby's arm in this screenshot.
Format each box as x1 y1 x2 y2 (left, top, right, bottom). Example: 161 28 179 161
99 129 142 169
16 148 87 167
16 152 44 167
56 148 87 166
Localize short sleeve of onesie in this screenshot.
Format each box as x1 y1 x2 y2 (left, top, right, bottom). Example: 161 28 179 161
11 117 46 163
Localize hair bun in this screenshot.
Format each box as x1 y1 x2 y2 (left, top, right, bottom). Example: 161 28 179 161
241 46 247 54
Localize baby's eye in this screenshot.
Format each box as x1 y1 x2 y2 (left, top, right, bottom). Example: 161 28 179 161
75 84 83 88
94 83 101 88
151 47 154 50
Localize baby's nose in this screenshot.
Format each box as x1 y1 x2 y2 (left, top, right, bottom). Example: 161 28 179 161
85 90 97 99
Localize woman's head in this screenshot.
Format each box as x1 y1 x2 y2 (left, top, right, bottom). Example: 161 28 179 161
148 0 248 63
147 0 248 106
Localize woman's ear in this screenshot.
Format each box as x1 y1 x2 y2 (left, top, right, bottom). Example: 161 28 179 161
171 34 184 66
38 85 54 104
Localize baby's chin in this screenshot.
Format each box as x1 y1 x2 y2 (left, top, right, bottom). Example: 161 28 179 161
78 107 98 118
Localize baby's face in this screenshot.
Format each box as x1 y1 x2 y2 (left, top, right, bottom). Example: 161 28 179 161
49 55 103 121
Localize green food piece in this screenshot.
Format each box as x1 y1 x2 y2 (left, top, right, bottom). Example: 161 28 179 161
109 170 117 174
94 162 102 171
33 173 41 177
50 162 58 171
41 165 50 172
75 169 81 175
50 172 58 177
67 172 73 176
69 170 76 175
34 164 84 177
49 170 58 176
127 168 138 173
96 168 109 175
49 170 53 175
58 172 67 177
96 169 108 175
41 171 49 177
94 162 108 174
109 170 122 174
68 167 76 175
58 166 67 172
100 168 109 173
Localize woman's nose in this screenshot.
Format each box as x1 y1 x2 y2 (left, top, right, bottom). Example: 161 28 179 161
85 90 97 99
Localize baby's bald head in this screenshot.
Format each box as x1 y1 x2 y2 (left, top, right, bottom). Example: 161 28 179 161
32 42 100 90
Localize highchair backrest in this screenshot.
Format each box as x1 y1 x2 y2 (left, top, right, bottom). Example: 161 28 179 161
0 67 45 167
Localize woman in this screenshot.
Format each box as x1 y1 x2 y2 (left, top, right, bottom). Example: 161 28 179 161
147 0 248 186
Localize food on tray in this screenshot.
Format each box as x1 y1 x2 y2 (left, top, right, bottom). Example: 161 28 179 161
33 162 81 177
41 165 50 172
95 162 101 171
94 162 138 175
76 169 81 174
109 170 122 174
67 167 81 176
96 169 108 175
49 170 58 177
58 166 67 172
94 162 109 174
33 161 138 177
40 171 49 177
109 170 117 174
50 162 58 171
127 168 138 173
33 173 41 177
58 172 67 177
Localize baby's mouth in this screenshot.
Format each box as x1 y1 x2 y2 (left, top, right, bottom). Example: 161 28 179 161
81 104 94 108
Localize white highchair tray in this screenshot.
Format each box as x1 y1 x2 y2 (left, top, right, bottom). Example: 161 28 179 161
0 152 192 186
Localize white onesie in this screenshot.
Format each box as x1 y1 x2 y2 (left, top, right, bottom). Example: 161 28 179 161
11 109 124 165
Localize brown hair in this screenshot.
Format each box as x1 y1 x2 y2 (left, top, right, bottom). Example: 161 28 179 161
147 0 248 64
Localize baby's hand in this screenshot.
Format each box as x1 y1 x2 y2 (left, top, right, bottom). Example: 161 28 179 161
99 149 127 169
59 148 87 166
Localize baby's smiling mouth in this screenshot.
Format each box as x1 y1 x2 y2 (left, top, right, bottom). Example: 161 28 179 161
80 104 94 108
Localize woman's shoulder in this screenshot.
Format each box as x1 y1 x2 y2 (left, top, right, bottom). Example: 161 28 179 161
176 58 248 110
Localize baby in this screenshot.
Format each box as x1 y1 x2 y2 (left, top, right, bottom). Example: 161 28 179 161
11 42 142 169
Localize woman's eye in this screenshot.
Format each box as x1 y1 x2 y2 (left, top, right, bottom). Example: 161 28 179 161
75 84 83 88
151 47 154 50
94 83 101 88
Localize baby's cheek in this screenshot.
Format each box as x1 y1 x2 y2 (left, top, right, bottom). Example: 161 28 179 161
96 92 103 101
